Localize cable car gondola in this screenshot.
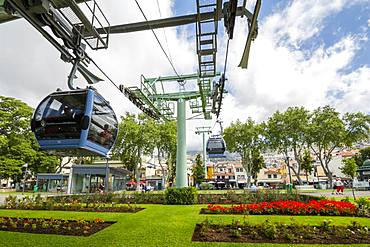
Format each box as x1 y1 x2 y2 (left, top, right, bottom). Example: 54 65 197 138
206 135 226 158
31 88 118 157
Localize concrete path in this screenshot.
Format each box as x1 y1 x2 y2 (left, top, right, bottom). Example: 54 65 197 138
300 190 370 199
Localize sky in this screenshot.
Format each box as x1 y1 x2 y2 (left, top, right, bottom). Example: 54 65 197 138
0 0 369 151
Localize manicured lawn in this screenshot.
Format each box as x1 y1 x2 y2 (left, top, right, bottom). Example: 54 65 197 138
0 205 369 247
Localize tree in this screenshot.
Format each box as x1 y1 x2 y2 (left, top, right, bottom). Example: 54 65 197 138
300 149 314 183
306 106 346 188
113 113 157 185
354 147 370 167
0 96 59 181
343 112 370 147
153 120 176 189
251 149 264 182
340 158 358 200
265 107 309 185
192 154 204 186
224 118 263 187
307 106 370 188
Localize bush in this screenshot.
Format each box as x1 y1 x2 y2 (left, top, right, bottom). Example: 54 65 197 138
164 187 197 205
199 182 213 190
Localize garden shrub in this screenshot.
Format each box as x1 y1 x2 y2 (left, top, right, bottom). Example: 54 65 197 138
165 187 197 205
199 182 213 190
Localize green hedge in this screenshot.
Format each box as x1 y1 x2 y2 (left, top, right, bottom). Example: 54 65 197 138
40 190 319 205
164 187 197 205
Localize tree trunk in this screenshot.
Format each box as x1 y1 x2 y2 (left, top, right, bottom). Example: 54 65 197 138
157 148 166 190
136 148 142 191
292 147 304 185
306 171 308 184
242 150 252 188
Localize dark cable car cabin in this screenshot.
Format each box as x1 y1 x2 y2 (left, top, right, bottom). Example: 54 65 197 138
206 135 226 158
31 88 118 157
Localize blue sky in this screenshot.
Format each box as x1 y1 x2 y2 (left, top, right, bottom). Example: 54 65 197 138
174 0 370 71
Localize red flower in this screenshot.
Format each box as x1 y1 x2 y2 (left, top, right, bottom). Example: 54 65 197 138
205 200 357 216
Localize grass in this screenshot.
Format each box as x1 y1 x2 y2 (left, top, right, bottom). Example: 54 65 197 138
0 204 369 247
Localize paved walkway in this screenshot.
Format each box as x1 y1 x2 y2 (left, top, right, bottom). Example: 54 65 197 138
300 190 370 198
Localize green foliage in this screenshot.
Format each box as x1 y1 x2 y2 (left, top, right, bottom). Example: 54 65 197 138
265 107 310 184
113 113 177 185
341 158 358 179
0 96 59 179
224 118 264 186
307 106 370 187
113 113 156 175
355 147 370 167
251 149 264 180
261 220 277 240
192 154 205 185
154 120 177 186
306 106 346 186
301 149 314 182
342 112 370 147
164 187 197 205
199 182 213 190
356 197 370 210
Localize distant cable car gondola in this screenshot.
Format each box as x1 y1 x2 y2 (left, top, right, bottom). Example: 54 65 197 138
31 88 118 157
206 135 226 158
206 119 226 158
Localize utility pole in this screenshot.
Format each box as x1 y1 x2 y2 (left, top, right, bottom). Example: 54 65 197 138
22 163 28 195
286 157 293 194
195 127 212 179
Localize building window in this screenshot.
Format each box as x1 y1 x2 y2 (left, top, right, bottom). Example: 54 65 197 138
268 174 272 179
239 168 243 172
228 169 232 173
273 174 277 178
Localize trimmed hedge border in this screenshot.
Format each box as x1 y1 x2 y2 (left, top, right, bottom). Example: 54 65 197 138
44 190 320 205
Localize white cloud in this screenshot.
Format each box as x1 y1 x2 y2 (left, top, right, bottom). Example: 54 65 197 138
220 0 370 125
263 0 365 47
0 0 369 152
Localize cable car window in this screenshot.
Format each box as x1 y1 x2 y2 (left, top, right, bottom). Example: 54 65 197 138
88 95 117 149
208 140 224 149
34 93 86 140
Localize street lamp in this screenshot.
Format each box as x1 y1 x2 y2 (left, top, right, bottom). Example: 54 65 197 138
22 163 28 195
286 157 293 194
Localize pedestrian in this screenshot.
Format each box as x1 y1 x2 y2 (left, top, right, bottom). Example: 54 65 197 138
332 179 337 195
336 178 344 195
99 183 104 193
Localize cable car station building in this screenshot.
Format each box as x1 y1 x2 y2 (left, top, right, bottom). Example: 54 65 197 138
67 162 129 194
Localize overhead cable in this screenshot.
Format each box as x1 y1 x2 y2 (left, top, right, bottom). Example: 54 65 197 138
156 0 174 65
134 0 181 79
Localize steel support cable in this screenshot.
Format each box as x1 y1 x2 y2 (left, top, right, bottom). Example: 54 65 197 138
223 38 230 76
134 0 181 79
156 0 174 65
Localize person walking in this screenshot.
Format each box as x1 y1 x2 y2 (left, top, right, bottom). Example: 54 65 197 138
332 178 337 195
336 178 344 195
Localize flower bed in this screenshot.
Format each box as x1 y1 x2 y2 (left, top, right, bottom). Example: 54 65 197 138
0 217 115 236
201 200 358 216
192 219 370 244
2 195 144 213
